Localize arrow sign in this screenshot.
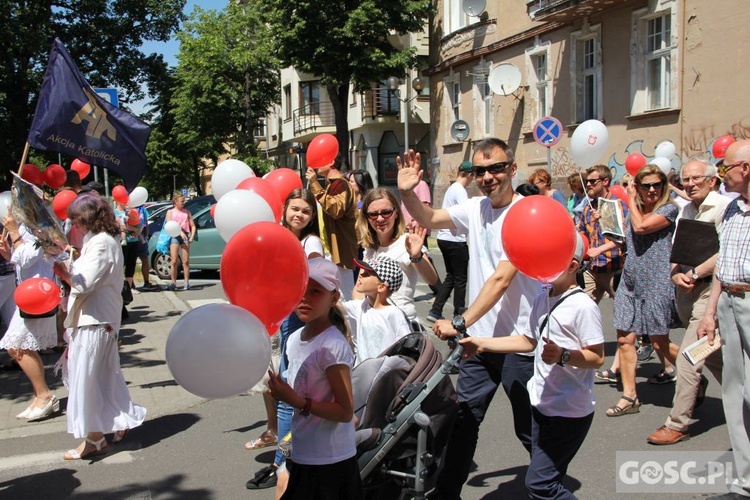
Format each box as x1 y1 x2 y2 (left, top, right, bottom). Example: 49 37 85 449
533 116 563 147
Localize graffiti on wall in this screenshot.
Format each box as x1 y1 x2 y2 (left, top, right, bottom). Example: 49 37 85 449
550 147 579 178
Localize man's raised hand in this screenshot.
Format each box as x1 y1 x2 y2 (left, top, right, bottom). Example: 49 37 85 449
397 149 423 192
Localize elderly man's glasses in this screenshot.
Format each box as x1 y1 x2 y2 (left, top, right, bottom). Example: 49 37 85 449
638 181 664 191
717 160 744 178
472 162 511 177
680 175 710 185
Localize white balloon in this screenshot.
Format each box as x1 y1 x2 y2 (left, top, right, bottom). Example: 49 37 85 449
128 186 149 207
0 191 12 219
214 189 275 243
650 156 673 175
569 119 609 168
166 303 272 399
654 141 676 161
212 159 255 201
164 220 182 238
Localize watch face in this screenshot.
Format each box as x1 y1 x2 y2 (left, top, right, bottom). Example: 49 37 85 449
452 316 465 330
561 350 571 363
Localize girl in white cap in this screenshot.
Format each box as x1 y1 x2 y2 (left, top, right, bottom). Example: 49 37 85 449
267 257 362 499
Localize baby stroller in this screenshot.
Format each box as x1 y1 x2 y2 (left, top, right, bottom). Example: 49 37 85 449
353 332 462 499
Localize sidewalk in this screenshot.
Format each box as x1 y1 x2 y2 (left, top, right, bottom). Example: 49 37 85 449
0 286 205 440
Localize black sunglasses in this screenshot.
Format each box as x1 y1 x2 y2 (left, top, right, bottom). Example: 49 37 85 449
638 181 664 191
366 208 395 220
472 161 511 176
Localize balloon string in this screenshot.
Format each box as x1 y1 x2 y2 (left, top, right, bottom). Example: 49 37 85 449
544 283 552 343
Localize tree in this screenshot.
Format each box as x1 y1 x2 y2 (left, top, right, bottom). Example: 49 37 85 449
169 3 280 175
0 0 185 182
260 0 432 168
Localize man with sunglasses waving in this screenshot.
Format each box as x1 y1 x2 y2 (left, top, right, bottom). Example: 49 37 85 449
398 139 541 500
697 140 750 499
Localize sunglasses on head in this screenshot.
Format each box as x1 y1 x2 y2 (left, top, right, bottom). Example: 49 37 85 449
366 208 395 220
472 161 511 177
638 181 664 191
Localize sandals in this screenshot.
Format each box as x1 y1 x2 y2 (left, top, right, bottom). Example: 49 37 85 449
606 395 641 417
64 436 108 460
245 430 277 450
113 429 129 444
648 369 676 385
595 369 620 384
246 464 278 490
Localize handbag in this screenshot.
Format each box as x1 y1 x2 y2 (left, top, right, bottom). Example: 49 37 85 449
122 280 134 305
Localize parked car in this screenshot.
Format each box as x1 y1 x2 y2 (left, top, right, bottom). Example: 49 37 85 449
146 195 216 238
147 200 225 280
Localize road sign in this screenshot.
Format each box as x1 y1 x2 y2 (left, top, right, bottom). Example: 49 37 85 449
533 116 563 147
94 88 119 108
181 188 189 197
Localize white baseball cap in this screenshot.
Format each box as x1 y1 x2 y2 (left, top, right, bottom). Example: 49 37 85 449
307 258 341 291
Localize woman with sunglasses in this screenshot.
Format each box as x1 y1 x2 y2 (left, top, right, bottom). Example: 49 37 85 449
608 164 680 417
355 187 438 324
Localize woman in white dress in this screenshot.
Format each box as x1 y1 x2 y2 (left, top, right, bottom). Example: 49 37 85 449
54 194 146 460
354 187 438 323
0 215 59 421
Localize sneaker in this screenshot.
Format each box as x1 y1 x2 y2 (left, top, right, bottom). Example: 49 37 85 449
648 369 677 385
637 343 654 362
131 287 141 295
142 282 159 291
183 283 191 290
425 312 444 323
166 283 176 291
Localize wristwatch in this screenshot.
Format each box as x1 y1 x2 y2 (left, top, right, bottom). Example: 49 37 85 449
558 348 571 366
451 315 467 334
690 269 700 281
409 253 424 263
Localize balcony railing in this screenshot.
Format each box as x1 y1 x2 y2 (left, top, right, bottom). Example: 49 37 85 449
361 87 400 121
528 0 632 22
293 100 335 136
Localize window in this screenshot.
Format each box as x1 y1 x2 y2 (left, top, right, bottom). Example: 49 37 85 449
299 81 320 115
451 81 461 121
471 61 492 136
646 14 671 110
253 118 266 139
444 0 478 35
283 85 292 120
571 25 602 122
630 4 678 115
526 41 552 125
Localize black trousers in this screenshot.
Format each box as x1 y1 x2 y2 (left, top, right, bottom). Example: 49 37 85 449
430 239 469 317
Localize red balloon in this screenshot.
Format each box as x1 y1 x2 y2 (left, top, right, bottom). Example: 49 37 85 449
52 189 78 219
70 159 91 179
609 185 628 204
127 208 140 226
501 196 577 282
712 135 735 160
210 203 217 218
21 164 44 186
265 168 303 205
237 177 282 222
220 222 308 333
625 152 647 176
307 133 339 168
14 277 61 315
112 185 129 205
44 164 67 189
579 232 590 259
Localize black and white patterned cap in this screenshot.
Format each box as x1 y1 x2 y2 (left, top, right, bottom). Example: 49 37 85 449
354 255 404 292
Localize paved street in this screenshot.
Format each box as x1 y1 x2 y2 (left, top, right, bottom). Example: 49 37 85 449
0 250 732 499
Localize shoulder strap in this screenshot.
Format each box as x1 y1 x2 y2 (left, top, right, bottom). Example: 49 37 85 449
539 288 584 334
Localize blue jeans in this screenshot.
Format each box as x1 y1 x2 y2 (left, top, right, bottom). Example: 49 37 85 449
274 312 304 465
435 352 534 499
526 407 594 499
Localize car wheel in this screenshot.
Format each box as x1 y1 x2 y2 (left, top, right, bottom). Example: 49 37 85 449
153 252 181 280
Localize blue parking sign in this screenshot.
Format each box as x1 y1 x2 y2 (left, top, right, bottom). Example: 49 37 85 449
533 117 563 147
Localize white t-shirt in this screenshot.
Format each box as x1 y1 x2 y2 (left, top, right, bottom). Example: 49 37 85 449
447 195 541 339
285 325 356 465
343 299 411 365
522 288 604 418
363 233 427 321
301 234 325 258
436 182 469 243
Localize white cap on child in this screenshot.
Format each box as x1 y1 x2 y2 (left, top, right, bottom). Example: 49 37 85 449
307 257 341 291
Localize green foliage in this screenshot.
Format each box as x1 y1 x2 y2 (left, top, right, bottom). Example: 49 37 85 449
0 0 185 184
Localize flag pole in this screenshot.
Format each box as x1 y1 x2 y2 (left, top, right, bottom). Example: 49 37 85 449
18 141 30 176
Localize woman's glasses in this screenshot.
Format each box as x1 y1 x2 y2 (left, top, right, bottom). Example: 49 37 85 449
365 208 395 220
637 181 664 191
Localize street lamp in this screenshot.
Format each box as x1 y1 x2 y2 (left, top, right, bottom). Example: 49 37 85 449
387 75 426 150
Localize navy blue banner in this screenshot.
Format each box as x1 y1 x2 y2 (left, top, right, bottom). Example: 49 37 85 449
27 38 151 190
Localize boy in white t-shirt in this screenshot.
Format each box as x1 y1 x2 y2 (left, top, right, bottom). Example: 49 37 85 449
343 255 411 365
459 234 604 499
